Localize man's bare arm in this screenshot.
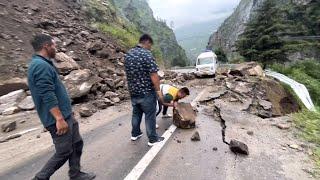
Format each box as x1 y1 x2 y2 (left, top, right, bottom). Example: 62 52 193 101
150 72 160 91
50 107 68 135
150 73 174 107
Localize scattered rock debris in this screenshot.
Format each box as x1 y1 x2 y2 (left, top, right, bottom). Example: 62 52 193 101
191 131 201 141
1 121 17 133
276 123 291 130
247 131 254 136
79 106 93 117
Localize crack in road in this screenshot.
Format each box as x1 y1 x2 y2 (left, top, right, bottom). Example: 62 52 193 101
213 105 230 145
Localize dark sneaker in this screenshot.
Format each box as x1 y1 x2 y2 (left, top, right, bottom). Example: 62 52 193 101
70 172 96 180
148 137 165 147
131 133 143 141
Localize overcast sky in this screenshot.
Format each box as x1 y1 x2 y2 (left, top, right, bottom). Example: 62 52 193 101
148 0 241 29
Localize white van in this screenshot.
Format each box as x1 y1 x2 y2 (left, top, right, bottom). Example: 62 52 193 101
195 51 218 76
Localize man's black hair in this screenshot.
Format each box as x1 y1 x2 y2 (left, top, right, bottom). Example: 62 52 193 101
180 87 190 96
30 34 53 52
139 34 153 44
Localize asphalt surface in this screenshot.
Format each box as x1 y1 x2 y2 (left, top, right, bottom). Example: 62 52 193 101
0 84 315 180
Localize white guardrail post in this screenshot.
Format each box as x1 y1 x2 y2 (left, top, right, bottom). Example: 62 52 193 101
265 70 315 111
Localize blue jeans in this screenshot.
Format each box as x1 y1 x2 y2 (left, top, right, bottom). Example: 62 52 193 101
131 92 159 142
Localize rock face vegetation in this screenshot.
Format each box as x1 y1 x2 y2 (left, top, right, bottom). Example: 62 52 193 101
208 0 320 63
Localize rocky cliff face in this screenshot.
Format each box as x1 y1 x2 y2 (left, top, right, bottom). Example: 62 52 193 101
207 0 266 60
208 0 319 61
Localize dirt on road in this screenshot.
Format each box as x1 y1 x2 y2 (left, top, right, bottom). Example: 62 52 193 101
0 77 318 180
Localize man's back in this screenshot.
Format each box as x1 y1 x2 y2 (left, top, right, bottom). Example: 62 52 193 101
160 84 179 102
124 45 159 97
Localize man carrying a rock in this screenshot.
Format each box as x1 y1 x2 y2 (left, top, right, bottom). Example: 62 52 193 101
125 34 165 147
28 34 95 180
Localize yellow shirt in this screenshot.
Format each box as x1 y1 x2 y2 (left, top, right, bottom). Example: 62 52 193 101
160 84 179 102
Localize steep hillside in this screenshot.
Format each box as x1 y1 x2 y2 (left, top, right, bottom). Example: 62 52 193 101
207 0 319 62
207 0 265 60
113 0 188 67
0 0 124 81
0 0 187 84
236 0 320 64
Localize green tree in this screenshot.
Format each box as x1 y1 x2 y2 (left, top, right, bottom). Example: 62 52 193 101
214 47 228 63
236 0 287 65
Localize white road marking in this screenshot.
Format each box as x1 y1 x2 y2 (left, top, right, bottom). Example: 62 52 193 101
124 89 207 180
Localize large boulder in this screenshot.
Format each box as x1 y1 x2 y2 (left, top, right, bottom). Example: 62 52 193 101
230 62 264 77
229 139 249 155
53 52 80 75
87 41 104 54
0 90 26 114
63 69 102 99
0 78 28 96
173 103 196 129
17 96 35 111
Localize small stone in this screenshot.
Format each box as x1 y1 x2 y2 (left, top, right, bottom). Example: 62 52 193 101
191 131 200 141
111 97 120 103
177 140 182 143
2 106 20 115
277 123 290 130
247 131 254 136
289 144 299 150
229 139 249 155
104 91 118 98
93 100 108 109
229 97 238 102
118 123 122 126
79 106 93 117
36 134 41 138
1 121 17 133
212 147 218 151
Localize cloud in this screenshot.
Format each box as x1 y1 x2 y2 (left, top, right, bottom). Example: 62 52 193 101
148 0 240 28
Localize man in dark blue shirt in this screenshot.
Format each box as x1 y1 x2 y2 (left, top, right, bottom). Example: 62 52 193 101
28 34 95 180
125 34 165 146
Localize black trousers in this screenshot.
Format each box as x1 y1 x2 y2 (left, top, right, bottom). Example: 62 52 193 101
36 116 83 179
156 100 168 117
